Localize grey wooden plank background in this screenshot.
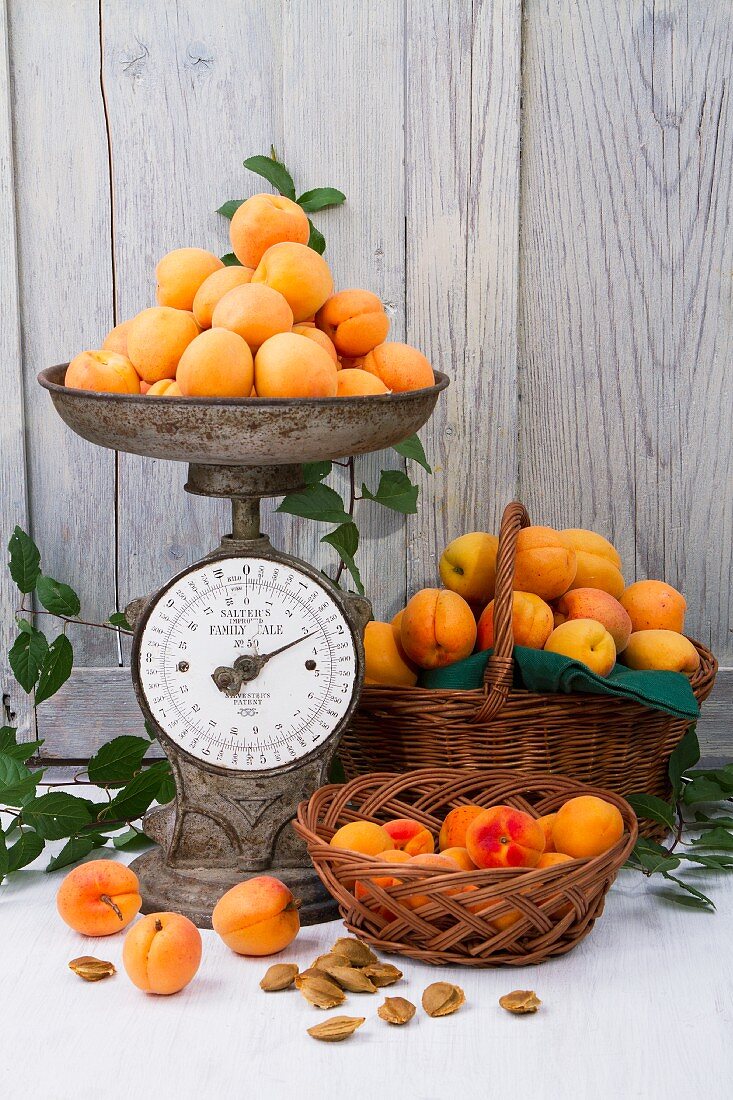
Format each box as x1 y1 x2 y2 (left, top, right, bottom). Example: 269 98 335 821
0 0 730 758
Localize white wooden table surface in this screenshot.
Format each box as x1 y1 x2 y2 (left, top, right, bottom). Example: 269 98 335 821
2 789 732 1100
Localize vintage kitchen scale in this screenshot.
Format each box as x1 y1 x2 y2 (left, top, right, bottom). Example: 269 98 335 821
39 364 447 926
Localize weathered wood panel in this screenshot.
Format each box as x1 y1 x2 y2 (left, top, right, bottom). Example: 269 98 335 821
519 0 733 662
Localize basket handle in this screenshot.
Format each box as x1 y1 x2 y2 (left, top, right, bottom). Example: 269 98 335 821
470 500 531 723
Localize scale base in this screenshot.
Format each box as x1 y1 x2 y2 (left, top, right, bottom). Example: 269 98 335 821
129 847 339 928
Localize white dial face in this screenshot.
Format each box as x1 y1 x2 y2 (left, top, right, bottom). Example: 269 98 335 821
137 556 358 772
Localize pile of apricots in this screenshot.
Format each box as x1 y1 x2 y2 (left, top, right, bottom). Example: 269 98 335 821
56 861 300 995
364 524 701 686
330 794 624 925
65 194 435 400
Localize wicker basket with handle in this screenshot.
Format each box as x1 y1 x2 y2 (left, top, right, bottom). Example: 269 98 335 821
339 502 717 810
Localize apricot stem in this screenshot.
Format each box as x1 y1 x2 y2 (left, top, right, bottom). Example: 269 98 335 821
100 894 124 921
154 918 163 932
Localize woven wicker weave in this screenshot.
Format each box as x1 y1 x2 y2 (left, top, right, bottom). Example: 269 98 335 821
295 768 638 967
340 502 717 814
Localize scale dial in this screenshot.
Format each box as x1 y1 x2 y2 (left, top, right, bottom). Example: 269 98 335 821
133 555 359 773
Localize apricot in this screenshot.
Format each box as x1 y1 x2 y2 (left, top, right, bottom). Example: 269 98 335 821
620 630 700 674
439 846 476 871
254 332 338 398
126 306 199 383
555 588 632 653
465 806 545 869
536 813 557 853
166 381 182 396
400 588 477 669
544 618 616 676
552 795 624 858
212 876 300 956
192 264 254 328
230 193 310 269
383 818 435 856
354 849 411 918
476 591 554 651
536 851 573 868
330 820 394 856
139 380 151 394
362 342 434 392
101 318 134 356
211 282 293 352
315 289 390 357
252 241 333 322
336 368 389 396
56 860 141 936
439 532 499 606
146 378 179 396
562 529 625 599
364 620 418 687
620 580 687 633
176 329 254 398
391 609 404 644
155 247 224 311
404 853 461 910
438 804 484 851
65 350 140 395
292 322 338 363
339 355 364 370
123 912 202 994
513 526 577 601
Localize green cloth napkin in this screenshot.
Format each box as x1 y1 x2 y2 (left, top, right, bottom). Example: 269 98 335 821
420 645 699 720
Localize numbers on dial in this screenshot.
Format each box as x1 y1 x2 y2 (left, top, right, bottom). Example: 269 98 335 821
136 557 357 772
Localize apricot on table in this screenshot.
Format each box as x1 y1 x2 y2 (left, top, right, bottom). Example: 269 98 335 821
363 621 418 687
400 588 477 669
336 368 389 396
476 591 554 651
176 329 254 398
123 912 202 994
619 580 687 633
562 529 625 599
65 350 140 395
361 342 434 392
513 526 577 601
155 247 223 311
212 282 294 353
544 618 616 676
465 806 545 869
101 318 134 356
56 859 141 936
330 820 395 856
192 264 254 329
252 241 333 322
552 795 624 858
383 818 434 856
619 629 700 674
255 332 337 398
230 193 310 269
438 805 485 851
126 306 199 383
315 289 390 357
439 532 499 607
554 588 632 653
212 876 300 957
292 322 338 363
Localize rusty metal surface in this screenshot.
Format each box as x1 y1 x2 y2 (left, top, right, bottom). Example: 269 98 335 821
38 364 449 465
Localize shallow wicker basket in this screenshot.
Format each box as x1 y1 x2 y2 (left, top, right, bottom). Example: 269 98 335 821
340 502 717 813
295 768 638 967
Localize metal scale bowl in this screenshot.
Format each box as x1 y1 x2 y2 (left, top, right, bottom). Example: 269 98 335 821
39 364 448 926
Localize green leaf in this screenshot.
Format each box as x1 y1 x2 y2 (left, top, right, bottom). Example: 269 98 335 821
690 826 733 850
627 836 680 875
0 727 43 762
303 461 332 485
693 813 733 829
683 775 727 805
156 767 175 805
87 735 149 788
8 628 48 693
686 764 733 792
296 187 346 212
46 834 105 872
657 887 715 910
16 618 33 633
321 523 364 595
680 852 733 869
660 873 715 909
243 154 296 201
277 483 351 525
6 828 44 872
36 575 81 617
8 526 41 593
626 793 676 832
307 219 326 255
113 827 152 851
109 612 132 631
143 720 158 742
0 830 7 880
392 434 432 473
669 726 700 798
220 252 243 267
0 754 42 805
216 199 244 220
22 791 92 840
99 762 170 824
361 469 419 514
35 634 73 706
